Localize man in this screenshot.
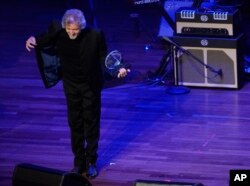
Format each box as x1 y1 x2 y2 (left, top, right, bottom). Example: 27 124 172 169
25 9 130 179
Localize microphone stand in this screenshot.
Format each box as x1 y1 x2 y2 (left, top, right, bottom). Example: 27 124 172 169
166 44 190 94
163 36 222 94
162 36 223 76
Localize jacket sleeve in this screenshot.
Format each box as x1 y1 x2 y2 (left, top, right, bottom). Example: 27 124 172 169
34 21 62 88
35 46 62 88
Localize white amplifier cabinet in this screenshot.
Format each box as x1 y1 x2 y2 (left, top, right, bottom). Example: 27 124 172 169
175 7 241 37
172 34 245 89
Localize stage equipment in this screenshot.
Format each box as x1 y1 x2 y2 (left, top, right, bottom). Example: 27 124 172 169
172 33 245 89
158 1 219 38
133 0 160 5
162 38 191 94
134 179 204 186
12 163 92 186
216 0 244 7
175 6 241 37
147 44 175 85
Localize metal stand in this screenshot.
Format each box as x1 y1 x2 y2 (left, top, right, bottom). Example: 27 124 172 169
165 44 190 94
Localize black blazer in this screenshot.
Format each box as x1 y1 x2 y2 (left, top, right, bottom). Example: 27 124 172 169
35 45 62 88
34 22 122 89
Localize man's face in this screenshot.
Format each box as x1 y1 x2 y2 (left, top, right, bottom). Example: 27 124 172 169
65 23 81 40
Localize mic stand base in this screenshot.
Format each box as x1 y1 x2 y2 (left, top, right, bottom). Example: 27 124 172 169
166 85 190 95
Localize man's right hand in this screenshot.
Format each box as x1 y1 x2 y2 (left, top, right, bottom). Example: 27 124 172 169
25 36 37 51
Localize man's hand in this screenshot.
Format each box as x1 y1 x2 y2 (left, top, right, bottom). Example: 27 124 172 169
117 68 130 78
25 36 37 51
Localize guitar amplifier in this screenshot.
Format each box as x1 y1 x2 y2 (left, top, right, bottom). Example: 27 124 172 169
172 34 245 89
175 7 241 37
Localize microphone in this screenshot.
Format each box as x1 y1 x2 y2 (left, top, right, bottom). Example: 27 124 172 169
207 66 223 77
217 69 223 77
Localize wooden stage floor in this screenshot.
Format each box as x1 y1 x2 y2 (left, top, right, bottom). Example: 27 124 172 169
1 1 250 186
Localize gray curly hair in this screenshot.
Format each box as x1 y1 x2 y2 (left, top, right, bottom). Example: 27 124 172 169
61 9 86 29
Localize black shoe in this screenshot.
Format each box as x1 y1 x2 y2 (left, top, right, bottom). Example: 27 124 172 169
86 164 98 179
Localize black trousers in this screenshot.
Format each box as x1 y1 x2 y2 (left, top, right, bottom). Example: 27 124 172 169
63 79 101 167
